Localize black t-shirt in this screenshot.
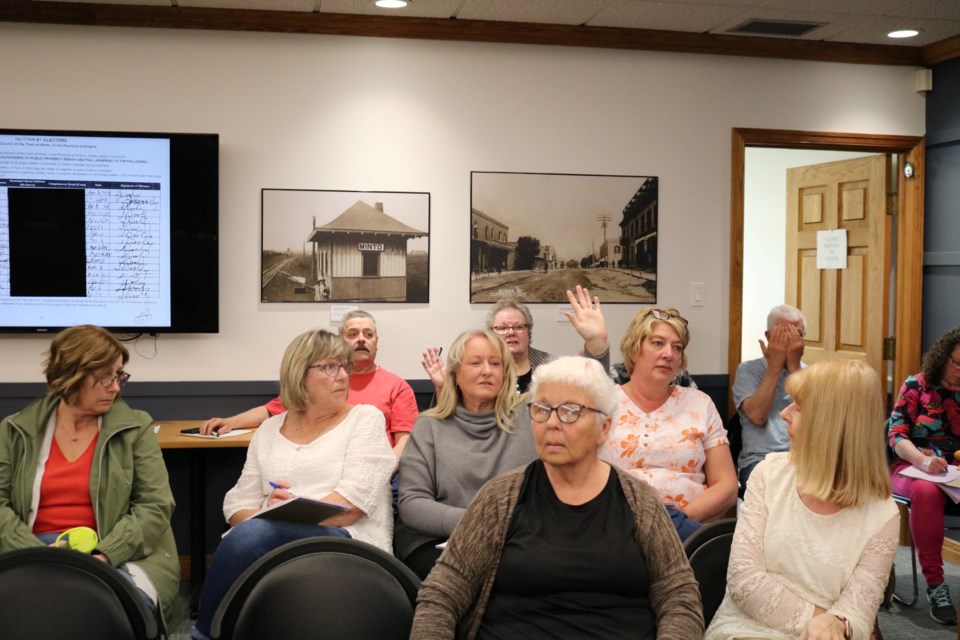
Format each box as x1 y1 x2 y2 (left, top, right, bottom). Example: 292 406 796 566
477 460 655 640
516 369 533 394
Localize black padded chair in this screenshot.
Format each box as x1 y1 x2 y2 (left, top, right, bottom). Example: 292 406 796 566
683 517 737 627
210 537 421 640
0 547 158 640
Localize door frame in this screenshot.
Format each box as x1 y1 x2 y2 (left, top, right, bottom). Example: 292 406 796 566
728 128 925 407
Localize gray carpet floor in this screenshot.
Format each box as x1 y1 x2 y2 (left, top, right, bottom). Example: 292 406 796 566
877 546 959 640
169 545 959 639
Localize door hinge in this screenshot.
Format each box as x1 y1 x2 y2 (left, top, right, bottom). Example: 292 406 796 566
886 193 898 217
883 336 896 361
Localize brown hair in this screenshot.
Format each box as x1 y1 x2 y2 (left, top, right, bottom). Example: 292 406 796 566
45 325 129 404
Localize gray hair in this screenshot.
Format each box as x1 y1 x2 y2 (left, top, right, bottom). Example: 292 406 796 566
529 356 618 419
486 299 534 339
767 304 806 333
338 310 377 334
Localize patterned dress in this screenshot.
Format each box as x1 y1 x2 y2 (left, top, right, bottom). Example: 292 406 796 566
887 373 960 458
599 385 727 509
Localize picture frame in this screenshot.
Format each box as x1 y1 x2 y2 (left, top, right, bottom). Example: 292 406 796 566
261 189 430 303
470 171 657 303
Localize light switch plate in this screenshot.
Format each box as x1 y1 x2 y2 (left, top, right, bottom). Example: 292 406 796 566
690 282 705 307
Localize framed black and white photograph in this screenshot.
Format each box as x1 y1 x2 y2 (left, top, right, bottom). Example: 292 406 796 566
261 189 430 303
470 171 657 304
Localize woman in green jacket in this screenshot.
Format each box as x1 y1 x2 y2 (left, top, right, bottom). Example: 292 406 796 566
0 325 180 631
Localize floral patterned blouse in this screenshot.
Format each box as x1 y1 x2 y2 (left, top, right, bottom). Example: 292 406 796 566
887 373 960 458
599 385 727 509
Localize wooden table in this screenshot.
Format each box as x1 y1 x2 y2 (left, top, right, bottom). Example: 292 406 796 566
156 421 253 614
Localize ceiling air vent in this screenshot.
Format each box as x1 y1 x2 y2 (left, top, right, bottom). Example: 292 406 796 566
728 20 824 37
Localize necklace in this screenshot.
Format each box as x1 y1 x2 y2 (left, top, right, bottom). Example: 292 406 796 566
59 423 87 442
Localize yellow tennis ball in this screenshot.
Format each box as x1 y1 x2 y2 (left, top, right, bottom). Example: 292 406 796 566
56 526 99 554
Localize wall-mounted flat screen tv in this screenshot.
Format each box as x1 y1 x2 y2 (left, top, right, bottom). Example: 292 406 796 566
0 129 218 333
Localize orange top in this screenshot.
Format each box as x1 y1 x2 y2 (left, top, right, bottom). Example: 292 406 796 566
32 436 98 535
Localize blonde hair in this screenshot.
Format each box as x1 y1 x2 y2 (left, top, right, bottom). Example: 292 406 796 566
787 359 892 507
620 307 689 375
279 329 352 412
45 325 129 404
422 329 520 431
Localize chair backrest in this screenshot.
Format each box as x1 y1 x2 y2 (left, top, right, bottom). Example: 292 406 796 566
683 518 737 628
725 412 743 468
0 547 158 640
211 537 421 640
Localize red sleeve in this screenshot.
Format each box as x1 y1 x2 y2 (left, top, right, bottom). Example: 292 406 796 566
264 396 286 416
388 381 418 435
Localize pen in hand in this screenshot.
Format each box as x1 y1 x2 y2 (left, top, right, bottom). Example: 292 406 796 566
269 481 296 498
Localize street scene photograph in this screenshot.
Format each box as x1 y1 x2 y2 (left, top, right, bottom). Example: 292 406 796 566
470 171 657 303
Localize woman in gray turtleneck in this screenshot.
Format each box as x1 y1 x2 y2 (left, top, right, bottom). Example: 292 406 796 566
395 329 536 579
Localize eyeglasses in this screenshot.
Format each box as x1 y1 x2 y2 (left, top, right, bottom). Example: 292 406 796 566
528 401 605 424
97 371 131 389
648 309 688 327
307 361 353 377
492 323 529 335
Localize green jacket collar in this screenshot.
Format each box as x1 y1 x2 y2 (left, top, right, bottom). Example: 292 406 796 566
8 394 143 438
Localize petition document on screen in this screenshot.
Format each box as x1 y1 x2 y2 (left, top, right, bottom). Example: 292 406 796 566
0 133 172 328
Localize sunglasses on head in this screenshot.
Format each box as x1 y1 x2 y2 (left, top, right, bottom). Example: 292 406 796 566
647 308 688 327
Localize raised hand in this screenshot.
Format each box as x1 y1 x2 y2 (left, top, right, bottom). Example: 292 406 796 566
759 324 789 371
421 346 446 391
784 323 805 372
564 285 609 355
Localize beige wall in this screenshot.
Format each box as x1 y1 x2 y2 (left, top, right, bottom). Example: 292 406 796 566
0 22 925 382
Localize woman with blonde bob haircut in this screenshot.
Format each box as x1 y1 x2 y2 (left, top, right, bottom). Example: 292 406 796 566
277 329 354 412
397 329 537 579
789 360 893 507
193 329 395 640
706 360 899 640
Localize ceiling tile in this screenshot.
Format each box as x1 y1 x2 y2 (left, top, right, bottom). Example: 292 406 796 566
760 0 916 16
457 0 616 25
825 15 960 46
588 1 754 32
892 0 960 21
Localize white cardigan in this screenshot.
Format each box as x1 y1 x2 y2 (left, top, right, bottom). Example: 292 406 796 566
222 404 395 552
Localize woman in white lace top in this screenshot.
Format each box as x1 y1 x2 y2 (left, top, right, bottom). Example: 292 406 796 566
705 360 898 640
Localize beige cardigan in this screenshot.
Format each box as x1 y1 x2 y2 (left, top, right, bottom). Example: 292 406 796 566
410 462 704 639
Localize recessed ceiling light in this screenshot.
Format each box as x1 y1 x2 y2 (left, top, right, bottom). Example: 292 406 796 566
888 29 920 39
375 0 409 8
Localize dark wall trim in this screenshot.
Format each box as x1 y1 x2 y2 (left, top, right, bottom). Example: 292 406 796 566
1 376 728 420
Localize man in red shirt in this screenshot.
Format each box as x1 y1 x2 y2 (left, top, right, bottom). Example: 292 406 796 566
201 310 417 457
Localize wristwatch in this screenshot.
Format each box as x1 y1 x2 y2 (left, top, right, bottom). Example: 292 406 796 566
834 615 852 640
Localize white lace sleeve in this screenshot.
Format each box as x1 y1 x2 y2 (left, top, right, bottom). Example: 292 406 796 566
726 461 816 635
827 513 899 640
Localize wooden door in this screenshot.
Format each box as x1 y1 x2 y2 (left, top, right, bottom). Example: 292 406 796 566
785 155 890 375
